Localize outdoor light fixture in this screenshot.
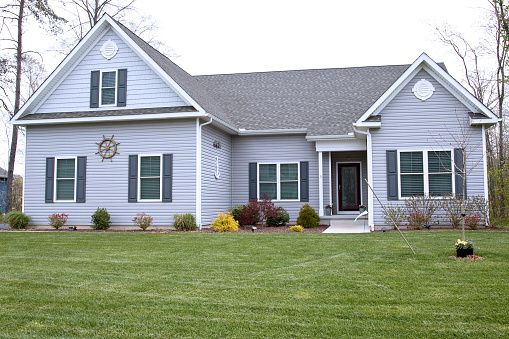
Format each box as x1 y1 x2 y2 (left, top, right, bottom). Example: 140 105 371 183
252 227 257 232
382 227 387 232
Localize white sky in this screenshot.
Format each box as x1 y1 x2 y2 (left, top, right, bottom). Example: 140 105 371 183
1 0 493 174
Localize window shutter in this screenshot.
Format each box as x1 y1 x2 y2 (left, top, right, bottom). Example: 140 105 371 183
117 69 127 107
162 154 173 202
454 148 466 197
76 156 87 203
45 157 55 203
386 150 398 200
128 155 138 202
249 163 257 200
90 71 100 108
300 161 309 202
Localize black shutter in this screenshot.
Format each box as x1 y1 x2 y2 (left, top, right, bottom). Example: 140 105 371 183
454 148 466 197
76 156 87 203
90 71 100 108
387 150 398 200
300 161 309 202
117 69 127 107
248 163 257 200
128 155 138 202
162 154 173 202
45 157 55 203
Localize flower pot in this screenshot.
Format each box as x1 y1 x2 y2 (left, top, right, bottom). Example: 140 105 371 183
456 248 474 257
325 208 332 216
359 208 366 213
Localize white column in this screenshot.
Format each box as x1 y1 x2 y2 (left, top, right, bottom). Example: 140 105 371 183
196 118 202 228
318 151 324 216
328 151 332 208
367 129 374 231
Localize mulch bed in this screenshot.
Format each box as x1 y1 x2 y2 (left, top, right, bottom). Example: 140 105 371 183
449 254 485 260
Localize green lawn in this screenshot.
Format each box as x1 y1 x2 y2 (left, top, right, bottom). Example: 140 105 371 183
0 231 508 338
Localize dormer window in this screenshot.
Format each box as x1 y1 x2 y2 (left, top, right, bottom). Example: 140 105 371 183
90 69 127 108
101 71 117 106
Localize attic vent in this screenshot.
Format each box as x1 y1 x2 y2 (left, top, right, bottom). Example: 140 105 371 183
100 40 118 60
412 79 435 101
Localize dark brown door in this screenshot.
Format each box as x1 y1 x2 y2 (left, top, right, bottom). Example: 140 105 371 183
337 163 361 211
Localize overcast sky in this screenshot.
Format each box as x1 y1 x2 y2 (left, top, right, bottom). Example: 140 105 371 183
2 0 493 174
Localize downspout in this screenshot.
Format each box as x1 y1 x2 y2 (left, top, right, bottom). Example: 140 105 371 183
196 116 213 230
353 126 374 231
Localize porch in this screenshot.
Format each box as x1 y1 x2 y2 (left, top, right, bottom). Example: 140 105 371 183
321 213 370 233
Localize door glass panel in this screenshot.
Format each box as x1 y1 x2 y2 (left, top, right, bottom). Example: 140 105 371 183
341 167 358 207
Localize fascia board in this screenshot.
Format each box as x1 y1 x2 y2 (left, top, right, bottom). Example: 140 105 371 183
238 128 307 136
305 134 356 141
107 18 205 113
12 18 112 122
12 112 207 126
352 121 381 128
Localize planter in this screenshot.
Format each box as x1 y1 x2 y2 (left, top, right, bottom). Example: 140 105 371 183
456 248 474 257
359 208 366 213
325 208 332 216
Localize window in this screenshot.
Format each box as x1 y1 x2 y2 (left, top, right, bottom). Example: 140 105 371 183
259 163 299 200
100 70 116 106
139 155 161 201
399 150 452 198
55 158 76 201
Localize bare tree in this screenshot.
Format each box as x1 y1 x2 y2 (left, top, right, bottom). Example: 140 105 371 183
0 0 65 213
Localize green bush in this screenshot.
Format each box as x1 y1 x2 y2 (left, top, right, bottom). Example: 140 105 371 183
266 207 290 227
173 213 197 231
296 203 320 228
91 208 112 230
212 212 239 232
4 211 31 229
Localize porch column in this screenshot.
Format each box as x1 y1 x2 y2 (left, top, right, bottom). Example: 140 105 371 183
318 151 324 216
329 151 332 208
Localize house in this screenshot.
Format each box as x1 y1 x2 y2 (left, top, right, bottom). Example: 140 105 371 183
0 167 7 213
12 15 498 230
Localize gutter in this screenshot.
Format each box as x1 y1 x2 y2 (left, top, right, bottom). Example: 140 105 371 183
196 116 213 230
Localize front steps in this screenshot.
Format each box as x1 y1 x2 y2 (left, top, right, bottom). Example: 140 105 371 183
321 214 370 233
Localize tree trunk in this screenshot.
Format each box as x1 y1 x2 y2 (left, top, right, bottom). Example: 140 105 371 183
5 0 25 213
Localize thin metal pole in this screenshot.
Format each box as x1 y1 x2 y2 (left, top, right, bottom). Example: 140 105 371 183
365 179 416 255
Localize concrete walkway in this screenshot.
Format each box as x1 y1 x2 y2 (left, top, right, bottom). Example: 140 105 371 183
322 219 370 233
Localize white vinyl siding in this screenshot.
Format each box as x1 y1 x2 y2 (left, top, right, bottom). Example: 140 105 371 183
258 163 299 201
100 70 116 106
399 150 453 198
139 155 162 201
55 157 76 202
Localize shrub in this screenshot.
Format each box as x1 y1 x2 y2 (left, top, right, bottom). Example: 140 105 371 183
467 195 489 226
173 213 197 231
465 214 481 230
235 200 261 226
404 195 440 228
230 205 244 223
266 207 290 227
133 212 153 231
406 212 427 230
91 207 112 230
290 225 304 232
441 195 464 228
5 211 31 229
382 204 405 228
48 213 69 229
296 203 320 228
212 212 239 232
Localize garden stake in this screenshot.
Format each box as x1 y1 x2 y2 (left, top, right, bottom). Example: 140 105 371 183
365 179 416 255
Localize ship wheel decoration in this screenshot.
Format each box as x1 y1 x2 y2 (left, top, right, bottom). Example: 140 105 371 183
96 135 120 161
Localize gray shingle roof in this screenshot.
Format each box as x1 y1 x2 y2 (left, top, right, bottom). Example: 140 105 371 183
0 167 6 179
194 65 410 135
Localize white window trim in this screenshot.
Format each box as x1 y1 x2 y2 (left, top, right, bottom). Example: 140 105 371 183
397 149 455 199
138 154 162 202
257 162 300 202
54 156 77 203
99 69 117 107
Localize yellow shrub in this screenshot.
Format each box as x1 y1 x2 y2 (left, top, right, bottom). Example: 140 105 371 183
290 225 304 232
212 212 239 232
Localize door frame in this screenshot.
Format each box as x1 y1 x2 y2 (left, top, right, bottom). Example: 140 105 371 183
336 161 363 213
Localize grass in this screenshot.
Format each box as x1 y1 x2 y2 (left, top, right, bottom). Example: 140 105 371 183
0 231 508 338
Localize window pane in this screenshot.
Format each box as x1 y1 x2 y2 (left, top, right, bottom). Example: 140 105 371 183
56 179 74 200
400 152 423 173
260 183 277 199
140 178 160 200
102 72 116 87
140 156 160 177
101 88 115 105
259 164 277 181
280 163 298 181
401 174 424 197
57 159 75 179
281 182 298 200
428 151 451 173
429 173 452 196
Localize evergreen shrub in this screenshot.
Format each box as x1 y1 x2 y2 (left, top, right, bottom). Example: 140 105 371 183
173 213 197 231
212 212 239 232
296 203 320 228
91 208 112 230
5 211 31 229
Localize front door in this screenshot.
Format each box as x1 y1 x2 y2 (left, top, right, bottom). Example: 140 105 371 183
337 163 361 211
